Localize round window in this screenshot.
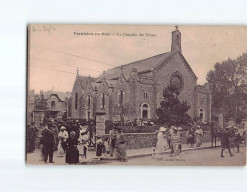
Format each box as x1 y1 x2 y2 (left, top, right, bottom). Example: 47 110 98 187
170 72 183 90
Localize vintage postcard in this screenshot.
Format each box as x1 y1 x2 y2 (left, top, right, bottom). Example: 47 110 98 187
27 24 247 166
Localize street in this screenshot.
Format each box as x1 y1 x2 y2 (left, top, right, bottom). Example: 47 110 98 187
107 145 246 166
27 144 246 166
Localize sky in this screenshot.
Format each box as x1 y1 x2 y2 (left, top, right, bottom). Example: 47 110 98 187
29 24 247 93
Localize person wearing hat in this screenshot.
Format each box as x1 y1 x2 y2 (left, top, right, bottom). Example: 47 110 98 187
154 127 167 159
96 135 104 161
162 127 169 151
169 126 177 156
115 127 128 162
57 126 68 157
221 126 233 157
78 127 89 162
170 127 180 157
27 122 38 153
109 127 117 157
41 124 55 163
186 127 195 148
177 127 182 153
74 120 81 140
233 126 241 153
65 131 79 164
195 126 203 147
167 126 174 149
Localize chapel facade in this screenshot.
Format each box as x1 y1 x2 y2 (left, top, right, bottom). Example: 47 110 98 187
69 27 211 123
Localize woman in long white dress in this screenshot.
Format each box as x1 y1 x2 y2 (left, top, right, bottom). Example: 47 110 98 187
154 127 167 159
195 126 203 147
57 126 68 157
78 127 89 162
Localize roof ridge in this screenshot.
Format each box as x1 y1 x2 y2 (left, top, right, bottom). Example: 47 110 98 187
108 51 174 71
121 51 173 67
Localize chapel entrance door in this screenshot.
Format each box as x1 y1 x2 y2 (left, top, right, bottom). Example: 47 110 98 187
142 110 148 119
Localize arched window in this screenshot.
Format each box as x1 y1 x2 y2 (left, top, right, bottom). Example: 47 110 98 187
101 92 105 109
119 90 124 106
199 108 204 122
87 94 91 109
141 103 150 119
86 110 91 121
75 93 78 110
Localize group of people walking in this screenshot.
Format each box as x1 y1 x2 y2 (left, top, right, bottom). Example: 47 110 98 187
220 126 242 157
186 125 204 148
153 126 182 159
28 119 245 164
95 127 128 162
153 125 205 159
34 120 128 164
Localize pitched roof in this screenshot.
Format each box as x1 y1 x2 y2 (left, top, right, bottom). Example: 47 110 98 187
43 91 70 101
78 76 96 89
98 51 176 80
196 85 211 94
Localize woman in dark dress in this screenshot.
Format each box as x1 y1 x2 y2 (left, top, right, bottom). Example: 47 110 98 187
186 128 195 148
65 131 79 164
115 128 128 162
96 135 104 160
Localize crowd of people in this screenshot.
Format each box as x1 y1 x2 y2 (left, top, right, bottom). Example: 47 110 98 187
220 126 242 157
27 119 128 164
152 126 187 159
152 124 244 159
27 119 245 164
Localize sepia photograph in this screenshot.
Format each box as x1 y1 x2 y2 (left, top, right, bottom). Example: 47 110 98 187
26 24 247 166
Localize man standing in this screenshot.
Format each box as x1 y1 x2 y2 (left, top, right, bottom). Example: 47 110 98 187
167 126 174 149
177 127 182 153
75 120 80 139
195 126 203 147
109 127 117 157
27 122 37 153
233 127 241 153
221 126 233 157
41 124 55 163
171 127 181 157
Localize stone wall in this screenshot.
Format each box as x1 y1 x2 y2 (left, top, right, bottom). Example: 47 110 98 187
104 131 213 150
34 130 213 150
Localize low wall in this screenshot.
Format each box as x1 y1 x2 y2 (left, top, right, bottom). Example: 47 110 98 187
34 130 214 150
104 131 213 150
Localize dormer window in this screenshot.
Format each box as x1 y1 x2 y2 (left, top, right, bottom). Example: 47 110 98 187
51 100 55 108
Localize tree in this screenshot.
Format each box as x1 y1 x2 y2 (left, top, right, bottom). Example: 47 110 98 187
207 52 247 123
34 91 48 111
156 85 192 126
34 91 50 125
